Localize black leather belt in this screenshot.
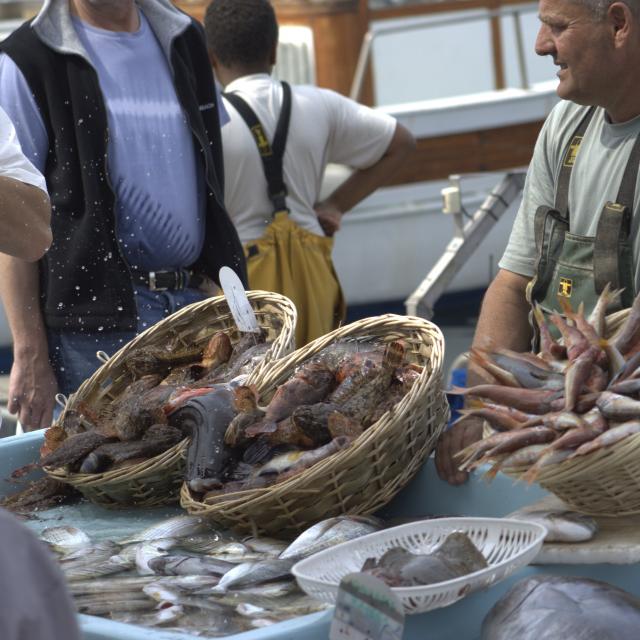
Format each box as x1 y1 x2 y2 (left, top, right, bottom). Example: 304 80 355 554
133 269 203 292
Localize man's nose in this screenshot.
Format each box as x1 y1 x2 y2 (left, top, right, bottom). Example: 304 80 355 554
535 24 552 57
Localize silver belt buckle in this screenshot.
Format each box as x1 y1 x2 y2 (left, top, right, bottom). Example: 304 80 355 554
148 271 168 292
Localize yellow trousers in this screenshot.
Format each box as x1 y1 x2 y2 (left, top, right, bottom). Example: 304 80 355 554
244 212 346 347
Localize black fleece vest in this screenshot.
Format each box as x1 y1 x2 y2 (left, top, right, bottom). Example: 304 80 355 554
0 19 247 332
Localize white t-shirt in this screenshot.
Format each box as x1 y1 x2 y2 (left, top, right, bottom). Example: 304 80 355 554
500 100 640 290
0 106 46 194
221 74 396 243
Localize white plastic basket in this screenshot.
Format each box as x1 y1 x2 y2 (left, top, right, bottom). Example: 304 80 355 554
291 517 546 615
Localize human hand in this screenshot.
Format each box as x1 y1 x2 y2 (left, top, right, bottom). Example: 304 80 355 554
434 415 483 485
314 200 343 237
7 351 58 431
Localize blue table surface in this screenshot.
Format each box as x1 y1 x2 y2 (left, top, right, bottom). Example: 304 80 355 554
1 431 637 640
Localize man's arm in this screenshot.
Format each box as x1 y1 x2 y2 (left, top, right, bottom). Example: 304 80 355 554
435 269 532 485
0 177 51 261
315 123 415 236
0 255 57 430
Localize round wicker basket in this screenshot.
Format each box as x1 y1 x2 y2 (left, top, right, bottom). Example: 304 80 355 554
505 432 640 516
45 291 297 508
180 313 448 536
500 307 640 516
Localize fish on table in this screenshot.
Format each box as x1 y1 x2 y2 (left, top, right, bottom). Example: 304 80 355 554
361 532 488 587
481 575 640 640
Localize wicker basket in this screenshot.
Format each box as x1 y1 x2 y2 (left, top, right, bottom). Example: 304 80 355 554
504 433 640 516
500 306 640 516
45 291 297 508
180 314 448 535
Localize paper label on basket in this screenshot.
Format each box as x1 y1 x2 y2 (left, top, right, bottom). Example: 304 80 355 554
329 573 404 640
219 267 261 333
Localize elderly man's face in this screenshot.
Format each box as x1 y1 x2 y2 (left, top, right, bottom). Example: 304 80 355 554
535 0 617 106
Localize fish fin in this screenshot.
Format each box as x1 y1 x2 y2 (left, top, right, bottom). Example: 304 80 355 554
557 296 575 321
242 437 276 465
228 461 254 482
482 458 504 482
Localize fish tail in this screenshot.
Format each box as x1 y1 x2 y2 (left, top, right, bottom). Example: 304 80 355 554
522 460 542 485
383 340 406 369
557 296 576 323
482 459 504 482
446 386 468 396
533 303 546 329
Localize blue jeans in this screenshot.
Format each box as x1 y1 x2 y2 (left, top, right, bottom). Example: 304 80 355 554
47 286 205 398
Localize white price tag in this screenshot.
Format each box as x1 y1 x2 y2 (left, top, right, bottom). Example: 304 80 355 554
218 267 261 333
330 573 405 640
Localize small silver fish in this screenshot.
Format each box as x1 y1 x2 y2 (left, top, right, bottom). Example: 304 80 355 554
40 526 91 554
279 515 382 560
120 515 214 544
214 558 294 592
508 509 598 542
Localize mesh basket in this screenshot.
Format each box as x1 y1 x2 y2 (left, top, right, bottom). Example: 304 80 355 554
44 291 297 508
181 314 448 535
292 517 546 614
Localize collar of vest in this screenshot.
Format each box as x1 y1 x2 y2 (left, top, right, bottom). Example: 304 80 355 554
31 0 190 62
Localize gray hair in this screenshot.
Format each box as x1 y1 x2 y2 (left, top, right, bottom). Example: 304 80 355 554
572 0 639 19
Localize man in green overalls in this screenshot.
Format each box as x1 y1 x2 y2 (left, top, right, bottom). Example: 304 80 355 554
436 0 640 484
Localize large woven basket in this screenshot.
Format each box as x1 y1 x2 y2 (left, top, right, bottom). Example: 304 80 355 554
45 291 297 508
502 307 640 516
180 314 448 535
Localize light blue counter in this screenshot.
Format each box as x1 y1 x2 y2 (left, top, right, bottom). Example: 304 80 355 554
2 431 637 640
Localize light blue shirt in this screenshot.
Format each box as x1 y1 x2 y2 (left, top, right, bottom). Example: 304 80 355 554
0 10 228 271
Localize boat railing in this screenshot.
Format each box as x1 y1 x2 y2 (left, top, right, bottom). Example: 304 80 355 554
351 1 538 103
404 170 526 320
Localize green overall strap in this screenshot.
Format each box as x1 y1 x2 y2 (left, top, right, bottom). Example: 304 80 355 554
223 81 292 215
593 131 640 298
529 107 597 304
554 106 597 217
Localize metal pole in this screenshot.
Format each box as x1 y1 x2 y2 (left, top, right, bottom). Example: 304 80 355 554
513 10 530 90
405 171 526 319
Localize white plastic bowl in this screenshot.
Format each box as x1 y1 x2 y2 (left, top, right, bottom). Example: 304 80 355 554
291 517 546 615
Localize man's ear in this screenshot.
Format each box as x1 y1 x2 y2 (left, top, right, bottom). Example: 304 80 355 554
208 46 218 70
609 2 632 45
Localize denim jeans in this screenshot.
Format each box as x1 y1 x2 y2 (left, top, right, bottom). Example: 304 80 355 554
47 285 205 398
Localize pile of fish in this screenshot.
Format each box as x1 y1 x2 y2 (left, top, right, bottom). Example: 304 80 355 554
453 286 640 483
182 339 421 501
481 575 640 640
38 513 381 635
38 330 272 475
361 532 488 587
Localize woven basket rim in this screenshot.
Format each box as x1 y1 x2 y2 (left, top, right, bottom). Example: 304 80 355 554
45 437 190 487
182 313 447 514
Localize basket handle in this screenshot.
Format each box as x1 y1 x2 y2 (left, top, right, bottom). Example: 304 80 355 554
55 393 68 410
96 351 110 364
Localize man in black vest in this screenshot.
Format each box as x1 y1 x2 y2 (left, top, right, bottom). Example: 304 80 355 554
0 0 247 431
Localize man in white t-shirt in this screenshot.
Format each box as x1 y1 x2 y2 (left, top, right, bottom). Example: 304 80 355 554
0 107 80 640
0 106 50 261
204 0 415 345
